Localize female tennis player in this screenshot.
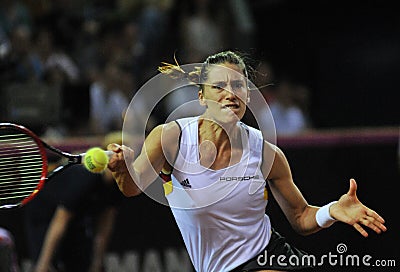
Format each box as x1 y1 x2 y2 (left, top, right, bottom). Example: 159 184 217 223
107 51 387 272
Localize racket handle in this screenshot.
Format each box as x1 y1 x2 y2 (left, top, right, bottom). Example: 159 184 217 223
104 150 114 158
79 150 115 162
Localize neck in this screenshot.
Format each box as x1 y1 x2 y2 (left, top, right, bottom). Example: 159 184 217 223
197 117 244 170
198 117 241 146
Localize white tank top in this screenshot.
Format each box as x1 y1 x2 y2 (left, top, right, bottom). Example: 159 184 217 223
166 117 271 272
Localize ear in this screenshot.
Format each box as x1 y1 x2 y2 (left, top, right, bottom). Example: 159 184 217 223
199 90 207 106
246 83 251 103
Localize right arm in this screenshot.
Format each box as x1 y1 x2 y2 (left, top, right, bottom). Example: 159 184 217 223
107 122 180 197
34 207 73 272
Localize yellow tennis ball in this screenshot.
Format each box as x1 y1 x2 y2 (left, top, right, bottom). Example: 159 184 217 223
84 147 109 173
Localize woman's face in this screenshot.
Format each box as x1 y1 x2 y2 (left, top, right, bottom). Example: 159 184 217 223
199 63 249 124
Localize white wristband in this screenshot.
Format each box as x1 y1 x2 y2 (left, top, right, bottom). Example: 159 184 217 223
316 201 338 228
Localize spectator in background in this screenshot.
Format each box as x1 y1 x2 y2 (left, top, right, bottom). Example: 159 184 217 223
243 60 310 135
33 27 83 137
292 83 312 128
132 0 175 83
0 26 11 60
33 0 84 55
70 18 103 86
89 61 129 135
33 27 80 85
254 60 276 104
2 25 80 87
75 19 138 84
24 132 125 272
0 227 19 272
269 79 310 136
179 0 227 63
225 0 256 51
0 0 32 35
0 25 38 83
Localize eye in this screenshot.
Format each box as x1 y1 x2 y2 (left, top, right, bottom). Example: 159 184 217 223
232 82 244 89
211 84 225 90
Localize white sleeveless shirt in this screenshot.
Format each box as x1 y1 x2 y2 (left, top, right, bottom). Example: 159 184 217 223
166 117 271 272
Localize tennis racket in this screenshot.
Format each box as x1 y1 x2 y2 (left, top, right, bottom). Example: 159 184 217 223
0 123 112 209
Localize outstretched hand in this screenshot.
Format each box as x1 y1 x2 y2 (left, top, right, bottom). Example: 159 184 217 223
330 179 387 237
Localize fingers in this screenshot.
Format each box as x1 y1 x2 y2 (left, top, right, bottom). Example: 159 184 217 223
107 143 135 172
353 222 369 237
107 143 134 157
353 209 387 237
107 144 122 171
365 209 387 233
366 209 385 224
361 216 386 234
107 143 122 152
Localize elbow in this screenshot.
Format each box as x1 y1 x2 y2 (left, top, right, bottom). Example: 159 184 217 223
290 205 316 236
291 221 315 236
290 222 308 236
118 182 142 197
122 188 141 197
116 177 142 197
112 168 143 197
294 227 311 236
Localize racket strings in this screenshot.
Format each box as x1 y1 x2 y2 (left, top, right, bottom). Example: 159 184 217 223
0 132 45 206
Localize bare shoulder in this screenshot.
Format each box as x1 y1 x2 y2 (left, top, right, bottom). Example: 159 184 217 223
146 121 181 141
262 140 291 181
144 121 181 163
261 140 285 165
162 121 181 138
263 140 279 152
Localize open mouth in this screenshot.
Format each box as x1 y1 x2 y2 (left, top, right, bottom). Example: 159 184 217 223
222 104 240 110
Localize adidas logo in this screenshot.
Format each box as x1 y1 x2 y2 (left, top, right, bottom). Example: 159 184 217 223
180 178 192 188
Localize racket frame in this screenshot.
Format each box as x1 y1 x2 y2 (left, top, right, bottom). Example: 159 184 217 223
0 123 82 208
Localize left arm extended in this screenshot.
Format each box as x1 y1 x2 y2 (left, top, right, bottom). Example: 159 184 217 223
262 141 387 237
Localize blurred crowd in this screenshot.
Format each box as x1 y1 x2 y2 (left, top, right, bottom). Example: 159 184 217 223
0 0 311 138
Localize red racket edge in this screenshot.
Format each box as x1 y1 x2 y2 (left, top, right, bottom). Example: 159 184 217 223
0 123 48 206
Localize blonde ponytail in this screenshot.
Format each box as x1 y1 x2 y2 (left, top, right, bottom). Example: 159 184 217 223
158 55 202 86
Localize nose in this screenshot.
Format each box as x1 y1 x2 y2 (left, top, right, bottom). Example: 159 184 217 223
223 82 240 95
223 87 237 100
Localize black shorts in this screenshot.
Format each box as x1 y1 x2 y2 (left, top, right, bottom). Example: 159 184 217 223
230 229 314 271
